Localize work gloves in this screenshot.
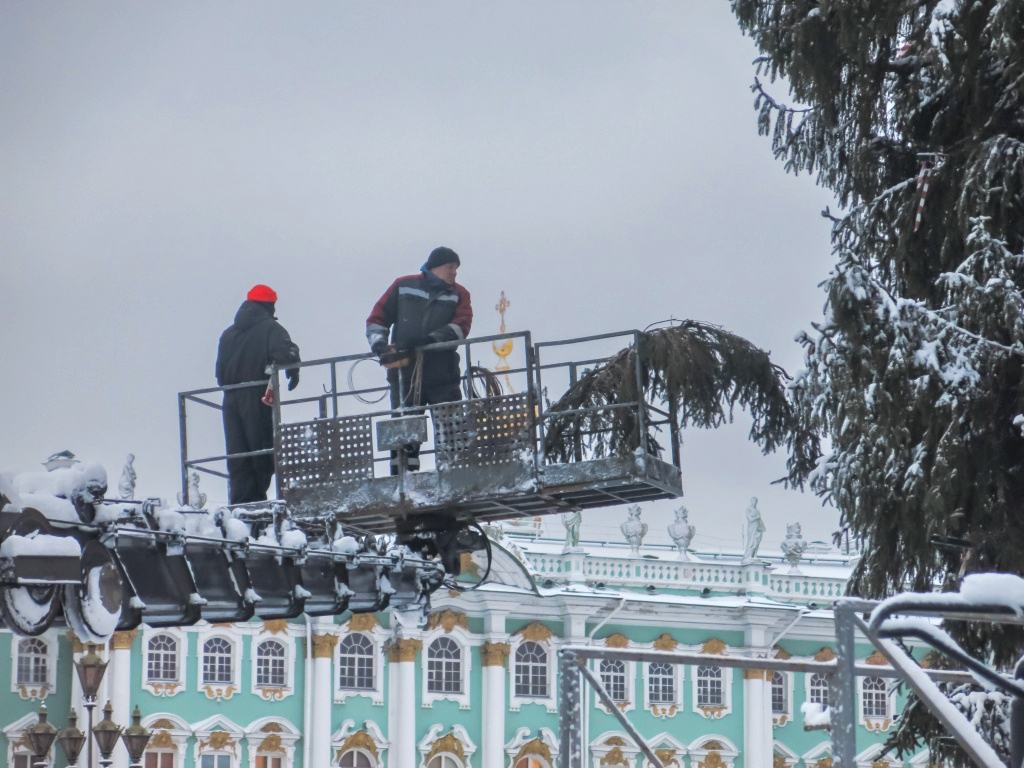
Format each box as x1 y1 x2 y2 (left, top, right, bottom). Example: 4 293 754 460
285 368 300 391
403 335 434 350
371 340 388 356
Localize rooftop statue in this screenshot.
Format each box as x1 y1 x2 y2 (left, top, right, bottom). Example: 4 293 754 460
743 497 766 561
668 505 696 560
621 505 648 556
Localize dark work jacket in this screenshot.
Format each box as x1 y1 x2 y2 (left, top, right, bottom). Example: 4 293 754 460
216 301 301 390
366 273 473 387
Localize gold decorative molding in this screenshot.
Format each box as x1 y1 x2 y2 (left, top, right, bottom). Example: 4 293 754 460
17 685 49 701
871 761 890 768
866 650 887 666
772 645 792 660
67 632 85 653
257 686 288 701
703 741 724 750
448 589 462 598
773 714 790 726
699 752 726 768
203 684 237 701
773 755 789 768
151 719 176 730
814 647 836 662
702 638 727 655
604 633 630 648
698 706 726 719
387 638 423 663
513 738 552 766
149 682 182 697
605 737 627 747
426 732 466 762
600 746 629 766
481 641 511 667
460 552 481 577
311 633 340 659
653 633 678 651
150 730 174 749
815 758 833 768
348 614 379 633
262 619 289 635
744 669 767 680
516 621 555 643
257 734 284 753
427 609 470 633
337 730 380 762
865 718 892 733
200 731 237 755
110 630 138 650
650 704 678 718
656 748 680 767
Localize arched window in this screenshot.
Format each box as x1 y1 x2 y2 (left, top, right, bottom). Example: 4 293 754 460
515 758 550 768
696 665 723 707
599 659 627 702
202 638 234 685
514 641 548 698
337 750 375 767
771 671 788 714
862 676 889 718
647 662 675 704
427 637 462 694
255 640 286 688
809 672 830 707
426 755 462 768
16 638 48 686
144 751 176 768
199 755 231 768
146 634 178 682
339 633 375 690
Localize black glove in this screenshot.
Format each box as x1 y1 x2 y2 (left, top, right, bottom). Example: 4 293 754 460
285 368 300 391
371 340 388 356
403 334 434 349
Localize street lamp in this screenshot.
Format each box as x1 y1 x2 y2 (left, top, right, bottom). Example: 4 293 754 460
25 705 58 768
120 706 152 768
57 710 87 767
73 642 108 768
91 701 122 768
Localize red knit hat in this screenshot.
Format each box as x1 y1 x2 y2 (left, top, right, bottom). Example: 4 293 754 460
247 284 277 303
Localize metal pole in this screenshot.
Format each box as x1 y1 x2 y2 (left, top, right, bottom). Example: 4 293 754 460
1012 656 1024 768
559 650 582 768
86 700 95 768
832 601 858 767
178 393 189 507
632 331 647 453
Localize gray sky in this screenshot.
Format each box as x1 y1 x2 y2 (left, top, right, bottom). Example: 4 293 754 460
0 2 840 552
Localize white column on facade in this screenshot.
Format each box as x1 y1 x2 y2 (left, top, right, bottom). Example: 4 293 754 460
310 630 339 768
743 668 772 768
481 612 510 768
388 638 422 768
68 637 85 738
108 630 136 768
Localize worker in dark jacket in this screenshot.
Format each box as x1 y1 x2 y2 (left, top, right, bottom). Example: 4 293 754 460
216 284 301 504
366 246 473 473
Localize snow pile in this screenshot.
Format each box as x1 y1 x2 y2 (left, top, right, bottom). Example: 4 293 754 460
800 701 831 728
959 573 1024 614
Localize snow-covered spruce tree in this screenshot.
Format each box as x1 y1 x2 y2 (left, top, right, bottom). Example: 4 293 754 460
732 0 1024 760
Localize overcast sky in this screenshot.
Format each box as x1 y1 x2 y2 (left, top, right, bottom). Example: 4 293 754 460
0 2 841 553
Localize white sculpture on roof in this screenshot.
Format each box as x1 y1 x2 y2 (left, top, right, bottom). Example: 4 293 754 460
117 453 136 500
743 497 766 561
668 505 696 560
620 505 647 556
781 522 808 572
562 510 582 552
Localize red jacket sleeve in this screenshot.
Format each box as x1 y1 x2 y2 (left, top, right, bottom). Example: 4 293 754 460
366 278 402 348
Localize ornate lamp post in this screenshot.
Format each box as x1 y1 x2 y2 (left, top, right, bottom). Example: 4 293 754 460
120 706 152 768
91 701 122 768
74 642 108 768
57 710 87 767
25 705 58 768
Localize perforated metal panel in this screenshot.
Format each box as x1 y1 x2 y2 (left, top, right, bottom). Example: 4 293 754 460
276 416 374 489
432 393 532 470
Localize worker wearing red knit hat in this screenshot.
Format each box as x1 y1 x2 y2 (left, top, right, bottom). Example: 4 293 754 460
215 284 301 504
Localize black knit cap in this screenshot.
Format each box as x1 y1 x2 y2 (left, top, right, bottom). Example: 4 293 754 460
424 246 460 270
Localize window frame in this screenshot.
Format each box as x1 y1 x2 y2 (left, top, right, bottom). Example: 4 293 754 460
643 660 684 716
509 637 557 712
860 675 894 725
593 657 636 714
251 635 295 701
806 671 831 710
335 628 385 706
142 628 186 697
196 632 241 700
420 628 472 709
11 634 56 699
770 671 793 724
691 663 733 718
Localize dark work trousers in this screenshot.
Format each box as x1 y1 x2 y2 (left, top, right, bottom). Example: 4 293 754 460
387 368 461 474
222 389 276 504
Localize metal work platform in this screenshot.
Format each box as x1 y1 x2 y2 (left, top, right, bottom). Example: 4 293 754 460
179 329 683 534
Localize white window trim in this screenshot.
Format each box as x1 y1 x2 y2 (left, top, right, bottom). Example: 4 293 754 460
504 726 559 768
691 663 733 718
588 730 639 768
334 628 386 706
421 627 472 709
142 627 187 697
141 713 190 767
192 716 244 768
592 657 636 715
643 659 684 718
197 631 242 701
805 671 831 710
508 636 557 713
770 670 793 726
250 635 295 701
687 735 738 768
858 675 895 731
244 717 301 768
417 724 476 768
11 632 57 700
332 719 389 768
4 713 40 767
